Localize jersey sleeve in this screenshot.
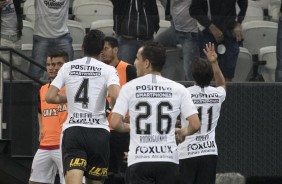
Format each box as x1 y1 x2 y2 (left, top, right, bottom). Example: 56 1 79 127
51 65 65 90
216 86 226 103
112 85 129 118
180 88 198 119
106 66 120 87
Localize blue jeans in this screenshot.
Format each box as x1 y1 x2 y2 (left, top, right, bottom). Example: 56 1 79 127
276 19 282 82
199 29 239 80
117 36 152 65
155 25 199 81
29 33 73 79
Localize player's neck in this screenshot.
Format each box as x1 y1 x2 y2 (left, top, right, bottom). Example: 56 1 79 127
111 58 120 68
146 71 161 76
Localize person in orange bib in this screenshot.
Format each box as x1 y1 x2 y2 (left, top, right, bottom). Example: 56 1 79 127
101 37 136 184
29 50 68 184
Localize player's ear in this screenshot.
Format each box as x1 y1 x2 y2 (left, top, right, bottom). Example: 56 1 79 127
145 59 151 69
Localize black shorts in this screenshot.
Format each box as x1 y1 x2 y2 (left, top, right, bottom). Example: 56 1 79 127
108 130 130 174
62 126 110 180
126 162 179 184
179 155 217 184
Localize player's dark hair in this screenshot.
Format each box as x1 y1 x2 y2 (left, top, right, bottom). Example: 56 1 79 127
83 29 105 56
140 41 166 72
192 57 214 88
104 36 119 48
47 50 68 62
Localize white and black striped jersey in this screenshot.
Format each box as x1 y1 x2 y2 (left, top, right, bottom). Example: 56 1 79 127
178 85 226 159
51 57 120 131
112 74 198 166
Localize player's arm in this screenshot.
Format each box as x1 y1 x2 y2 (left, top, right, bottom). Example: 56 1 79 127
45 85 67 104
203 42 226 90
108 84 120 109
110 112 130 133
176 114 200 143
38 113 42 141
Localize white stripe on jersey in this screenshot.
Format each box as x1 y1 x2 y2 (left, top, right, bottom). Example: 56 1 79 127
51 57 120 131
112 74 198 166
178 85 226 159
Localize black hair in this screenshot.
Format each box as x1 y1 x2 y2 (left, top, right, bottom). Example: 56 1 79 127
104 36 119 48
140 41 166 72
47 50 68 62
192 57 214 88
83 29 105 56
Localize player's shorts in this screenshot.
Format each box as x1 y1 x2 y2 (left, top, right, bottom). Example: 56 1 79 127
179 155 217 184
29 149 64 184
125 162 179 184
62 126 110 180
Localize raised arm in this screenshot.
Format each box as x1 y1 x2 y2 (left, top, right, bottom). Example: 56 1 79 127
203 42 226 90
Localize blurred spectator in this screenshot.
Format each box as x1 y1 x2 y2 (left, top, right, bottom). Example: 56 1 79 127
29 0 73 79
0 0 23 80
190 0 248 81
155 0 199 81
276 1 282 82
110 0 160 65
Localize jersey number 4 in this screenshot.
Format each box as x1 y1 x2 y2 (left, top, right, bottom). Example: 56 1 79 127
135 101 172 135
75 79 89 109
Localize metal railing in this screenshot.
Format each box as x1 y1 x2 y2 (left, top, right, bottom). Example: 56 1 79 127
0 46 46 139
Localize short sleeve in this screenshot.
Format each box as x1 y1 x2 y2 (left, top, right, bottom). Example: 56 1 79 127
180 88 198 119
112 85 130 118
106 66 120 87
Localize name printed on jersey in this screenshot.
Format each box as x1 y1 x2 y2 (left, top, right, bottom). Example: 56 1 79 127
68 113 101 125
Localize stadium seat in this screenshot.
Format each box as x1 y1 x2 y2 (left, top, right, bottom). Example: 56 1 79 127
233 47 253 82
268 0 281 22
23 0 35 23
67 20 85 60
253 0 273 9
73 1 113 29
154 20 171 38
90 19 115 37
258 46 276 82
242 20 278 55
243 0 264 23
157 0 166 20
22 20 34 45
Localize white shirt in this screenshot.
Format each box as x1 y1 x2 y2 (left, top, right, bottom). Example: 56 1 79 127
178 85 226 159
112 74 198 166
51 57 120 131
34 0 69 38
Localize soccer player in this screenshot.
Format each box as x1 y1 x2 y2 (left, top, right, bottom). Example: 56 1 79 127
101 36 136 184
29 50 68 184
178 42 226 184
110 41 201 184
45 30 120 184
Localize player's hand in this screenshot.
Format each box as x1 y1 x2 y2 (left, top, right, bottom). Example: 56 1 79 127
123 152 128 162
176 120 181 128
124 116 130 124
175 128 185 144
232 23 243 42
209 24 224 43
203 42 218 63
